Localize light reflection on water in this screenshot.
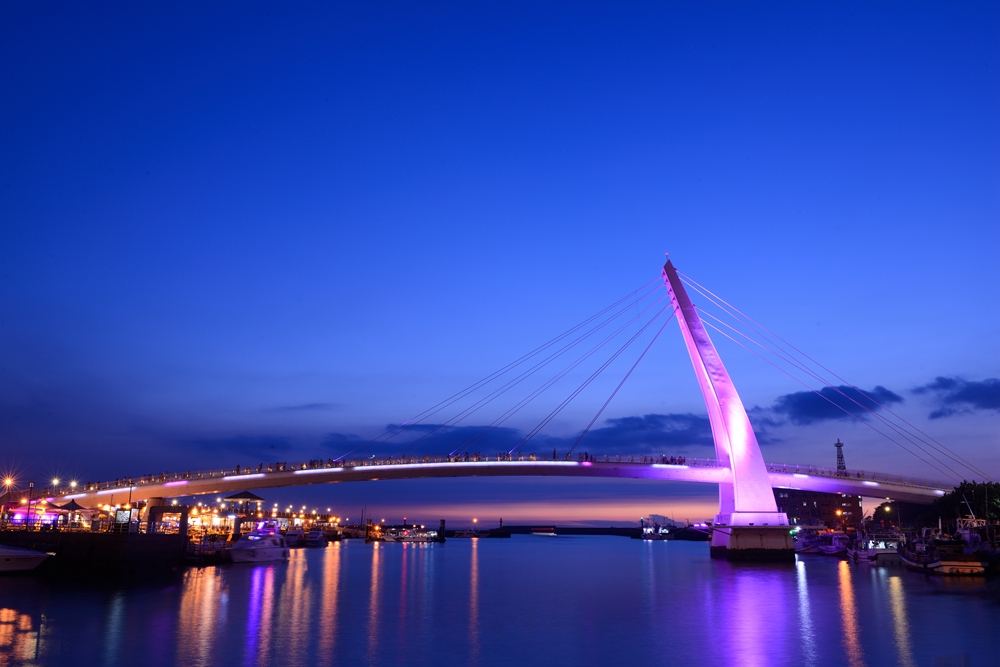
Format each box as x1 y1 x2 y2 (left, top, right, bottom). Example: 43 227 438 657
0 537 998 667
888 575 916 667
795 560 818 667
469 538 479 667
837 560 867 667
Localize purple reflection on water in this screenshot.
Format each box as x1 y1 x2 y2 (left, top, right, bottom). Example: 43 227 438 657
717 563 793 667
243 566 264 665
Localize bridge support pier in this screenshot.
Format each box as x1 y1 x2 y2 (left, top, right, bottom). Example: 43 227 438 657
710 509 794 561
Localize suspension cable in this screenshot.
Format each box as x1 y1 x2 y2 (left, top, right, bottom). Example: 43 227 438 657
681 274 992 481
334 276 661 461
569 311 676 455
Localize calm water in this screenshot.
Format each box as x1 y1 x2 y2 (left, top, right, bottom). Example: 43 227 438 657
1 537 998 667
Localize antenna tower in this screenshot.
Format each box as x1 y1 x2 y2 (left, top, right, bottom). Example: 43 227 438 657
835 439 846 475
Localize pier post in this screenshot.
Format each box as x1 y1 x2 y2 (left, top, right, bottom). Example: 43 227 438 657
144 498 166 534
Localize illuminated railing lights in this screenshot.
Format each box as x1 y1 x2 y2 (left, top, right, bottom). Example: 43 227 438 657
96 487 136 495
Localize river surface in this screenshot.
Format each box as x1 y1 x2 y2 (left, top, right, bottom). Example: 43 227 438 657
0 536 998 667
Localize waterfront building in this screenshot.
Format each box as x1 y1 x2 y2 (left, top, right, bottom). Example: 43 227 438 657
773 489 861 528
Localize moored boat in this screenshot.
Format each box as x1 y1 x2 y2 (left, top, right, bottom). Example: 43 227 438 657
304 529 327 547
847 532 903 566
0 545 52 573
283 528 306 547
933 540 988 576
230 531 290 563
899 536 941 573
818 533 850 556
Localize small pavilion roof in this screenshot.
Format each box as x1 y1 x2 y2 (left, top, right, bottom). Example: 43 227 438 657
224 491 265 502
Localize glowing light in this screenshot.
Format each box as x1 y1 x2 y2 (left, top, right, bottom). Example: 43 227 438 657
97 487 136 495
51 478 60 486
4 478 13 487
862 481 880 487
62 493 86 500
793 473 810 479
163 480 189 487
294 467 345 475
651 464 690 470
223 473 265 481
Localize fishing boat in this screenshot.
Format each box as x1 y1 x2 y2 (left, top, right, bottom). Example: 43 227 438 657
0 545 52 572
847 532 903 566
818 533 850 556
933 538 988 576
792 529 824 554
230 531 290 563
899 531 942 573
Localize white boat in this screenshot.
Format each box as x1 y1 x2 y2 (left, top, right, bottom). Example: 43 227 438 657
848 533 903 566
382 528 440 543
230 532 290 563
0 545 52 572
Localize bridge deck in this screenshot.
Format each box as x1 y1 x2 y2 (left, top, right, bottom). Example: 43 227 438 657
54 456 949 506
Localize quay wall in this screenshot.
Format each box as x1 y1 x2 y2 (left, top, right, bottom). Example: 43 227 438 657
0 531 186 578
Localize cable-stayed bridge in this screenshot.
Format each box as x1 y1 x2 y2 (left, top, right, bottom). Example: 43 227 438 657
46 257 983 559
55 454 947 507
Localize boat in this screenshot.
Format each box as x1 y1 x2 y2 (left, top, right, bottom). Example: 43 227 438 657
818 532 850 556
792 529 824 554
382 527 441 543
304 529 327 548
933 536 989 576
230 531 290 563
640 515 683 540
283 528 306 547
847 532 903 566
899 531 942 573
0 545 52 572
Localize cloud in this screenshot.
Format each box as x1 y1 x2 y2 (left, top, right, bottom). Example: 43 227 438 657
321 424 524 458
573 413 714 453
913 377 1000 419
771 385 903 425
188 435 296 458
317 413 717 460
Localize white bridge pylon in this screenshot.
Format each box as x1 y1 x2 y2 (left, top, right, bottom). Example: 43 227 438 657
662 258 788 531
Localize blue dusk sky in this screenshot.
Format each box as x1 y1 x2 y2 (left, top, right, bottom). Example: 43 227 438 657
2 3 998 524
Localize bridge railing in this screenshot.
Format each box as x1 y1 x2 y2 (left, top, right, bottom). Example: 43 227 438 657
762 462 948 491
50 452 950 500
